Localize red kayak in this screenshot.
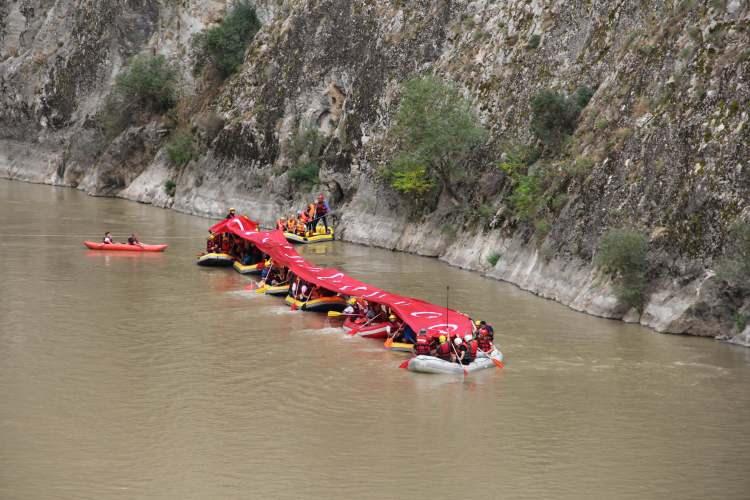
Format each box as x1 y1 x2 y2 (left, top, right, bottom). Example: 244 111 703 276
83 241 168 252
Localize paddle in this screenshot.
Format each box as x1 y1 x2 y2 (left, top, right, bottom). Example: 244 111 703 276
348 314 377 336
383 322 403 349
399 359 410 369
255 262 274 294
478 346 505 369
327 311 359 318
293 285 314 311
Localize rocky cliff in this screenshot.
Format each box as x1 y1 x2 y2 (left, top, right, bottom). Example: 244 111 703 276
1 0 749 344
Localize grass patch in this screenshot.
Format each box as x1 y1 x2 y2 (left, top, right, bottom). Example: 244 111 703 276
164 179 176 197
487 252 501 267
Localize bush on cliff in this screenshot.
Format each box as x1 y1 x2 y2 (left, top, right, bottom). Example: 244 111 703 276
99 54 178 138
286 127 324 187
595 228 649 310
530 86 593 154
385 76 487 199
191 0 261 79
717 221 750 291
114 54 178 114
165 131 195 166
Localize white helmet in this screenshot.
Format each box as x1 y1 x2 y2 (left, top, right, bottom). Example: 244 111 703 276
464 334 473 342
454 337 463 346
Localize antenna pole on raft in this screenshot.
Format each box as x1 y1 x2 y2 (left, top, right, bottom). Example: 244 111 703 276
446 285 449 337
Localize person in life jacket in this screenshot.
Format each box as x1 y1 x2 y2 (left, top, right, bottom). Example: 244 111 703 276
413 329 433 356
297 210 310 233
286 216 297 233
454 337 468 365
103 232 114 244
343 297 361 317
225 207 237 219
463 333 477 364
276 218 286 231
476 319 495 337
314 194 330 233
221 234 232 254
435 335 453 361
206 232 215 253
477 326 494 354
305 203 317 233
127 233 140 245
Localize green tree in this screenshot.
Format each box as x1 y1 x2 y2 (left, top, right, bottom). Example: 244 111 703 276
386 76 487 200
191 0 261 78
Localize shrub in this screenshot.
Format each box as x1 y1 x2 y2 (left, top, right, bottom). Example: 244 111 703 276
164 179 176 197
526 34 541 49
385 76 487 198
191 0 261 78
530 87 593 154
716 221 750 290
288 162 320 187
99 54 178 138
165 132 194 166
114 54 178 114
595 228 649 309
487 252 501 267
508 172 543 221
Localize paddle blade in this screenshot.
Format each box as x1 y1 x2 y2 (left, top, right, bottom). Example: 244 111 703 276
347 327 360 336
290 301 298 311
384 338 393 349
255 286 267 294
399 359 410 369
492 359 505 369
327 311 343 317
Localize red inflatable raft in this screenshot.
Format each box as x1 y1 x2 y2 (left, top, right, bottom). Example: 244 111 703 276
342 317 391 339
83 241 168 252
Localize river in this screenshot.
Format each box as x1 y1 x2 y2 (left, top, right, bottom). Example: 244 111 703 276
0 178 748 500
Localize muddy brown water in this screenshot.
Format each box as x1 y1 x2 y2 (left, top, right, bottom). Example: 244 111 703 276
1 179 749 500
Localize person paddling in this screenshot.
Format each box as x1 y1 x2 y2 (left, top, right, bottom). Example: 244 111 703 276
127 233 141 245
103 232 114 244
453 337 467 365
463 334 477 365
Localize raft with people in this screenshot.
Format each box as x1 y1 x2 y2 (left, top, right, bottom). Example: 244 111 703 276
277 194 335 244
233 259 269 275
403 348 504 374
196 206 505 374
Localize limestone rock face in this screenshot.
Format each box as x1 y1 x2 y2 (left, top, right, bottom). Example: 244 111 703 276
1 0 749 342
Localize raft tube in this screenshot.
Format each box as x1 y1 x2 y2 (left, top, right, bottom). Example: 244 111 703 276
405 348 504 375
196 252 234 267
84 241 168 252
342 317 390 339
285 294 347 312
232 260 269 275
283 228 334 244
387 342 414 353
263 283 290 296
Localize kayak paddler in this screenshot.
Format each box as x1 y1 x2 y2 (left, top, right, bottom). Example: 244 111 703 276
127 233 140 245
103 232 114 244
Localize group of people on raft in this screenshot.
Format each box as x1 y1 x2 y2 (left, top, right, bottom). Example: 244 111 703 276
412 320 496 364
206 230 268 266
276 194 331 236
102 232 142 245
342 296 497 365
